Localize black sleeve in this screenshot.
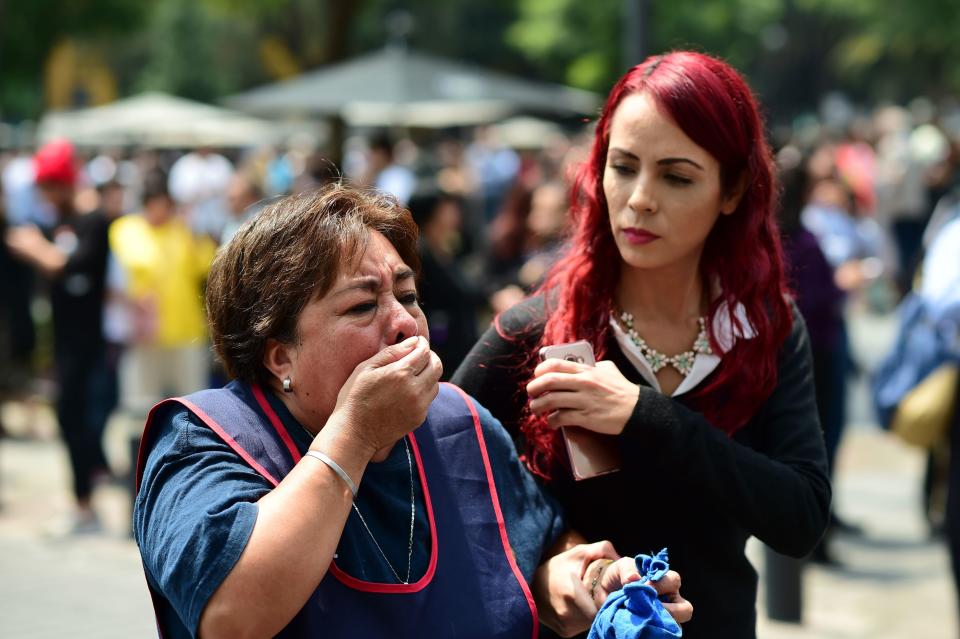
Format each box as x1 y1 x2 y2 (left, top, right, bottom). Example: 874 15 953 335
619 307 832 557
62 213 109 278
450 297 545 439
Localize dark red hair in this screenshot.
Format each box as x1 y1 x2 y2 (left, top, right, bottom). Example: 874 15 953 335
520 51 793 477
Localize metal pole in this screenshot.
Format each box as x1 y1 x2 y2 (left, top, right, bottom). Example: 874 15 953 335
623 0 649 68
763 544 804 622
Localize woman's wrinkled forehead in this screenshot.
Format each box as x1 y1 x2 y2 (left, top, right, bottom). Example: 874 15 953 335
315 229 413 301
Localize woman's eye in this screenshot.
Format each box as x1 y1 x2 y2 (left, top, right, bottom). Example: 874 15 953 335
399 292 420 306
347 301 376 315
665 174 693 185
609 163 635 176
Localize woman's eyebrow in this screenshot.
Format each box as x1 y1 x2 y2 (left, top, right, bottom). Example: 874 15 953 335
658 157 705 171
333 268 415 297
395 268 415 284
608 147 639 160
331 276 380 297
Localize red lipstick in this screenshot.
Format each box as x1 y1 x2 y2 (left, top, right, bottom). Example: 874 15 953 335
621 227 660 245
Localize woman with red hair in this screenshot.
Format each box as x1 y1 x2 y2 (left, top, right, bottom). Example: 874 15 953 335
453 51 830 638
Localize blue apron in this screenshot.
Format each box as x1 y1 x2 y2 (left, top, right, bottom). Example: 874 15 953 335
136 381 538 639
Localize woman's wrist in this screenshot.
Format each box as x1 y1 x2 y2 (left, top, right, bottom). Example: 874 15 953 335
305 417 374 490
314 409 378 462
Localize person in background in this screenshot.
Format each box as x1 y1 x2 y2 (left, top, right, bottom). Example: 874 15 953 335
362 134 416 206
465 125 521 221
168 146 233 241
87 179 130 484
406 190 481 378
777 148 848 563
0 173 38 439
483 177 543 314
453 52 830 638
220 172 265 245
802 173 887 537
517 180 571 290
109 169 217 420
5 140 111 533
915 211 960 622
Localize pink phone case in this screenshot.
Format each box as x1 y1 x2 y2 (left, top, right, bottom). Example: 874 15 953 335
538 341 622 481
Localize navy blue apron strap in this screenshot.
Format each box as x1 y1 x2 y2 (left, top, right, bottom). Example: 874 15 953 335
441 382 540 635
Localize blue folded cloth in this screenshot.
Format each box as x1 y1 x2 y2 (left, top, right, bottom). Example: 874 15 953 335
587 548 682 639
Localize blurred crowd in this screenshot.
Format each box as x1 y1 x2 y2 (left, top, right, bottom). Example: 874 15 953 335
1 98 959 549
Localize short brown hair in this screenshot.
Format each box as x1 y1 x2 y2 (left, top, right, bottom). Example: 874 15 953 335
206 184 420 385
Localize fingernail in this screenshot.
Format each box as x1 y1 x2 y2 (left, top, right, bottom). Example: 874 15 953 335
402 336 418 347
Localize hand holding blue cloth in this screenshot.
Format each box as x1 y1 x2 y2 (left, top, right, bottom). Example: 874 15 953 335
587 549 682 639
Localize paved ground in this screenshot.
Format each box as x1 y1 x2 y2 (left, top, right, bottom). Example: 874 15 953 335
0 309 955 638
0 409 155 638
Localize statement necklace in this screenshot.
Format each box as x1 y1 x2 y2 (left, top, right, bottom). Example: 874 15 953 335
616 310 712 376
303 425 416 585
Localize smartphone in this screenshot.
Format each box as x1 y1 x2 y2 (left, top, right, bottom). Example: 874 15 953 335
538 341 622 481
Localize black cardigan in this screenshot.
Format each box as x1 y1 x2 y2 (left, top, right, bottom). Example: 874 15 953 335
451 296 831 639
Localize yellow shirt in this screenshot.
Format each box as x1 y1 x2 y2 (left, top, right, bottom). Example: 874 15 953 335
109 214 217 347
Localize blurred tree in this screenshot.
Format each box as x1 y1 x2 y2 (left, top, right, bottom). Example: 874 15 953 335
508 0 786 93
506 0 960 121
202 0 364 74
349 0 526 75
813 0 960 101
0 0 148 119
135 0 260 102
6 0 960 126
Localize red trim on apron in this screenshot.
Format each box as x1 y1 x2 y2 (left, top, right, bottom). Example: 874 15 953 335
445 383 540 638
136 396 282 490
178 396 282 486
251 383 301 461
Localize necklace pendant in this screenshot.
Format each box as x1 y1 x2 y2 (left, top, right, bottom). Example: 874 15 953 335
646 351 667 372
694 336 712 355
672 352 695 376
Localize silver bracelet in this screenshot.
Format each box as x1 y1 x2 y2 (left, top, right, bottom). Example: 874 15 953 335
304 450 357 498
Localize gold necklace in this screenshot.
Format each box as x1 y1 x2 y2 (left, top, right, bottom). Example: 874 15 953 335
616 310 712 376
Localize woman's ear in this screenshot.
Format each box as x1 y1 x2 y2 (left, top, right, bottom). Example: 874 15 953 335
262 338 294 386
720 173 748 215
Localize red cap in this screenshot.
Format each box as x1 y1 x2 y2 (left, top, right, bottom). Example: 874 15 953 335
34 140 78 186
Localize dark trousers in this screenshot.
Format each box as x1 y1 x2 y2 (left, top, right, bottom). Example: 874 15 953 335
812 323 850 476
946 372 960 616
893 218 928 296
55 347 110 502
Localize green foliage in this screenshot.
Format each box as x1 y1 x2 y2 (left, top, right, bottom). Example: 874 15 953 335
5 0 960 123
349 0 524 73
507 0 620 90
506 0 960 118
0 0 151 119
136 0 261 102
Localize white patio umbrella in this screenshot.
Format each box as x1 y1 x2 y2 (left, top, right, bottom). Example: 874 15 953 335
38 92 308 148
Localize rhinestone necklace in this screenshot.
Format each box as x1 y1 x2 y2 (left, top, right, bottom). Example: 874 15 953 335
616 310 712 376
303 426 416 585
